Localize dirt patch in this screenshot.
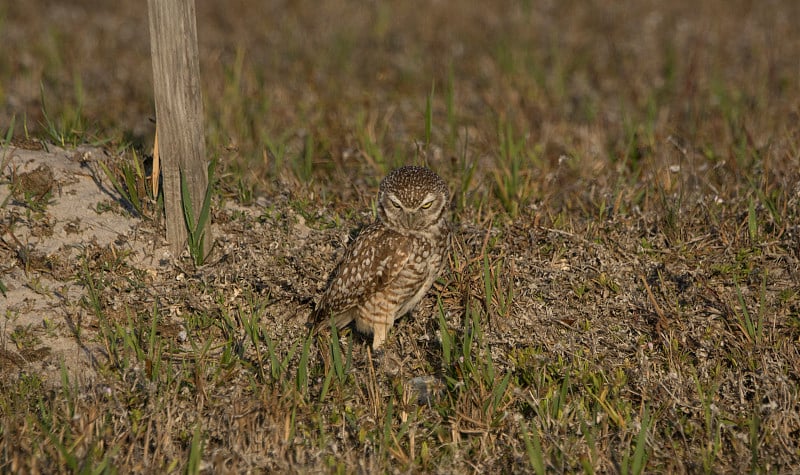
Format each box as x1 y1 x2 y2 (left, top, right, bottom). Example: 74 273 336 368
1 144 170 383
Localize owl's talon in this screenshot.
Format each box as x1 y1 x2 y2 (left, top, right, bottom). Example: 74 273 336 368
371 347 385 367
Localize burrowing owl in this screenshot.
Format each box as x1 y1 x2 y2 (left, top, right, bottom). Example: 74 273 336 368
311 166 450 349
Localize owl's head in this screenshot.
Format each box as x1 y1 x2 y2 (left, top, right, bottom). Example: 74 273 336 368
377 166 449 232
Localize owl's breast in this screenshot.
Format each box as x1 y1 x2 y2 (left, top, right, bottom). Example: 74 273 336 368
392 226 448 317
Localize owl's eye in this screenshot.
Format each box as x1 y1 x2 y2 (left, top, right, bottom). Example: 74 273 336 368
420 201 434 209
391 201 402 209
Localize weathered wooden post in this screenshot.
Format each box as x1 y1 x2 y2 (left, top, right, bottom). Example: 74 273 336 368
147 0 212 258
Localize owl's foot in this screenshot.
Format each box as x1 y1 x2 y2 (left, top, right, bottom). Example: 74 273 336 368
371 325 388 350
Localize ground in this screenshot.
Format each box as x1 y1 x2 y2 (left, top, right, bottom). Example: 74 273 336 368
1 0 800 473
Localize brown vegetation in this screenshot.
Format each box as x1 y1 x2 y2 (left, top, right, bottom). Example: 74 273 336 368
1 0 799 472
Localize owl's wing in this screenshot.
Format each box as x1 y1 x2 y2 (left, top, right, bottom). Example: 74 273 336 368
311 224 412 329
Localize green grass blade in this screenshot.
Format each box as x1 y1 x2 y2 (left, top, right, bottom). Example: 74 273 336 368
319 360 334 402
97 160 129 207
186 424 203 475
382 395 394 450
520 419 546 475
437 296 452 367
735 278 757 343
196 158 217 234
631 406 651 475
264 333 280 381
280 340 300 387
3 114 15 144
330 322 345 383
552 373 569 419
296 333 312 395
122 165 141 213
747 197 758 243
491 372 511 411
180 168 196 233
483 253 494 316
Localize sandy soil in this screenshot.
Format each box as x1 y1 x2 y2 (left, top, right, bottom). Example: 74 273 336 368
0 143 171 383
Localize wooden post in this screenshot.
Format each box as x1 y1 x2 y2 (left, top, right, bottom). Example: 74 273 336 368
147 0 211 258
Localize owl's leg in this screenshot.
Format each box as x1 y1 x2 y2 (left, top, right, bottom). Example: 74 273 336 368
371 324 388 350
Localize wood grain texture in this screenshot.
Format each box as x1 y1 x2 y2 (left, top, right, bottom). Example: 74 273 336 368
147 0 211 257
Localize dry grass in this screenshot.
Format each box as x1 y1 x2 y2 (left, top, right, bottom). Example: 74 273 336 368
2 0 800 473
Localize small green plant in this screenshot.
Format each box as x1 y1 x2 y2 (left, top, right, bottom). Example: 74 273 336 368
2 114 16 147
265 333 301 391
97 149 153 217
519 419 546 475
10 324 41 351
573 282 589 299
492 121 534 217
482 254 514 319
355 110 387 170
180 159 216 266
548 372 570 420
733 274 765 345
595 272 620 294
328 322 349 384
39 80 86 147
695 373 723 472
186 424 204 475
294 131 315 182
20 188 52 213
455 131 477 211
619 406 651 475
235 176 253 205
747 197 758 243
241 305 267 381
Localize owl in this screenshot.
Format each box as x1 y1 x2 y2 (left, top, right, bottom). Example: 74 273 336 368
311 165 451 349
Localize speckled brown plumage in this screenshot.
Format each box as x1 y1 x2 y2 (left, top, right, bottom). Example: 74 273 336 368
311 166 450 349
